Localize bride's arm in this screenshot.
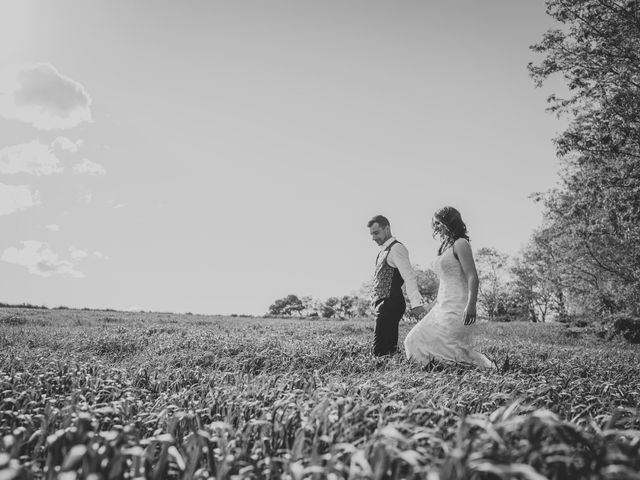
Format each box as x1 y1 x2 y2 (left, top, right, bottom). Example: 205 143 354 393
453 239 479 325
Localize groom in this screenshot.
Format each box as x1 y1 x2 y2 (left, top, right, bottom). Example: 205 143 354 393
368 215 426 356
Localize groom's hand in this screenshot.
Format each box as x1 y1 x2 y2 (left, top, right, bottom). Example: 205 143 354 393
409 305 426 319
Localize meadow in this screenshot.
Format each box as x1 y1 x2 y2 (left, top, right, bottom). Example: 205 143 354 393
1 307 639 480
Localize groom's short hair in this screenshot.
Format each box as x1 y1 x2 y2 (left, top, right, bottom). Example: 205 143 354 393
367 215 390 228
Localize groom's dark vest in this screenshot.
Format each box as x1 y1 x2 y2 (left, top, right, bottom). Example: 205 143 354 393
372 240 405 303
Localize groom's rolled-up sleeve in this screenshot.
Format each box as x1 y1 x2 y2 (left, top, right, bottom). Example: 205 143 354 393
387 243 423 308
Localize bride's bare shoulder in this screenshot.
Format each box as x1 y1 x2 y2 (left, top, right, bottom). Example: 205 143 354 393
452 238 471 258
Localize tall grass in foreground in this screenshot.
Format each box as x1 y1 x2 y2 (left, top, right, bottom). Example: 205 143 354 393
1 308 639 479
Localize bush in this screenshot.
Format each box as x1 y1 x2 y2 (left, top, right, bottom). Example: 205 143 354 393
492 314 514 323
609 315 640 344
571 316 590 328
562 313 597 328
0 314 27 326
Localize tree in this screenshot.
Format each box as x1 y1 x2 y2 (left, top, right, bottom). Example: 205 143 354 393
413 266 439 304
400 265 440 320
351 296 373 317
528 0 640 315
518 226 590 317
299 296 317 317
318 295 368 319
320 297 339 318
267 294 306 316
475 248 511 320
510 244 559 322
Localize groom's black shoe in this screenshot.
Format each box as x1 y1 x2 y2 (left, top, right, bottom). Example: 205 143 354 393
371 346 398 357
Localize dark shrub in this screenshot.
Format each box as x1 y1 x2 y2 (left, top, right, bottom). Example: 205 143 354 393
609 315 640 344
492 314 514 322
99 316 124 323
0 314 27 325
567 314 592 328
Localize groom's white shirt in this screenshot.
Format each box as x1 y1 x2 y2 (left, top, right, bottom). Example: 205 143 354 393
379 237 423 308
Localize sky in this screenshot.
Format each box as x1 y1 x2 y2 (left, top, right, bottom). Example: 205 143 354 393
0 0 567 315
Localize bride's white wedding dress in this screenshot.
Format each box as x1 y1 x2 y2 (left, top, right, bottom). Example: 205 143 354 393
404 244 494 368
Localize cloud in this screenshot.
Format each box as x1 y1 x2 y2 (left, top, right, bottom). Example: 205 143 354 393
1 240 84 278
46 224 60 231
0 183 40 215
107 200 125 209
72 158 106 175
69 247 108 261
0 140 63 175
52 136 82 153
0 63 92 130
69 247 89 261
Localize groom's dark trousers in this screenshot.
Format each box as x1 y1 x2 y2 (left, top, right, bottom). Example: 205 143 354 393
371 239 406 356
373 296 406 356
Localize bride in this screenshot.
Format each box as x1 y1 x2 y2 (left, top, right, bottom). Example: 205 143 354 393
404 206 495 369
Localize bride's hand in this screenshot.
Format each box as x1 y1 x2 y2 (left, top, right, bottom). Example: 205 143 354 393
463 306 477 325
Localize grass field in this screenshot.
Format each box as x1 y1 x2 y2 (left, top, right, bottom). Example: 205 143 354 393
1 307 639 479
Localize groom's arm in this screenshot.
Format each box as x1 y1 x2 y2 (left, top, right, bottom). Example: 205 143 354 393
387 244 423 308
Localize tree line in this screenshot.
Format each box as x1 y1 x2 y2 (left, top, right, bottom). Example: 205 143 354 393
267 248 567 322
266 267 439 319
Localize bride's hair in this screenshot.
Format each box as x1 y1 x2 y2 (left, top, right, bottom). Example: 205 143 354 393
433 206 470 255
